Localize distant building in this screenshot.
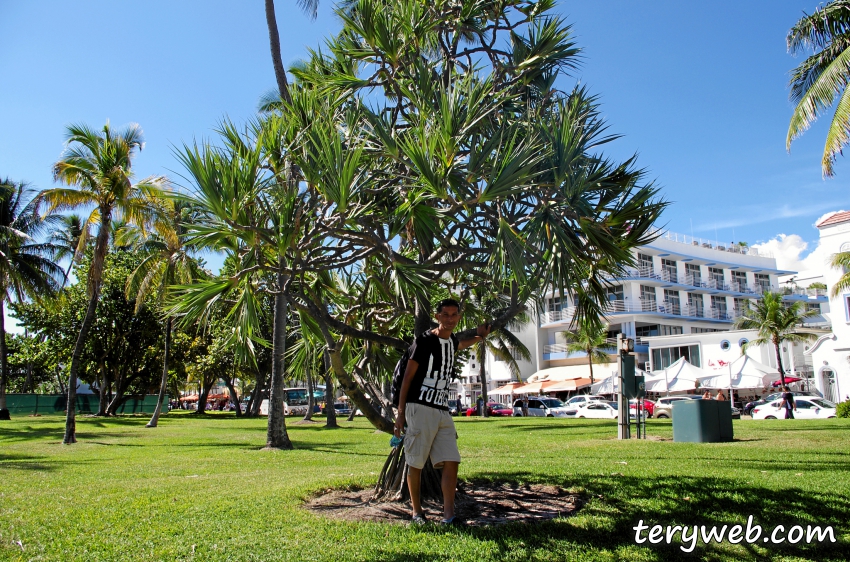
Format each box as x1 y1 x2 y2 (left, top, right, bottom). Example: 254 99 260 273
805 211 850 403
457 229 834 403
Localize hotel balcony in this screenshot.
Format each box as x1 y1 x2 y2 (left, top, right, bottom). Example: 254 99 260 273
611 266 775 297
541 300 742 326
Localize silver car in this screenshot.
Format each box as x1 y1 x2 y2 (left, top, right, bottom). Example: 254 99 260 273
653 395 703 419
512 397 571 417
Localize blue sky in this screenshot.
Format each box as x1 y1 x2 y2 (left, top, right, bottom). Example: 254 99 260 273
0 1 846 300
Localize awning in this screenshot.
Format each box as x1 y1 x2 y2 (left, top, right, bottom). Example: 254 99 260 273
526 364 614 383
542 378 592 392
490 382 525 395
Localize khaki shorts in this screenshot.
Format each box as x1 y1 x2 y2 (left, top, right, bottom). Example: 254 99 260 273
404 402 461 470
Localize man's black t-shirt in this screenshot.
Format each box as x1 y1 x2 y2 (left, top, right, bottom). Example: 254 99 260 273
405 331 459 411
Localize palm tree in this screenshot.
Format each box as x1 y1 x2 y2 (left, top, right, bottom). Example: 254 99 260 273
733 292 819 386
0 179 63 414
121 198 206 428
39 121 166 443
564 321 611 386
829 251 850 297
786 1 850 177
49 214 89 287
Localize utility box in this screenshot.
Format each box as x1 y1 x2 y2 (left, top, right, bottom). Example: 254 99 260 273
672 400 733 443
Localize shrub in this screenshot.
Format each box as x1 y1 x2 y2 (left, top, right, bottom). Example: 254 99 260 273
836 400 850 418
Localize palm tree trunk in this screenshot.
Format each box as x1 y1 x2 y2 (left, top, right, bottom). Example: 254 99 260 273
587 351 595 385
146 317 172 428
223 376 241 418
0 301 9 413
64 214 110 444
265 269 293 449
323 351 337 428
302 349 315 421
774 338 786 387
478 341 489 418
265 0 291 103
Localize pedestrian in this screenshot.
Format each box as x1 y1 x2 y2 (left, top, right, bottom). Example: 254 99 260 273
781 386 796 419
702 389 711 400
394 298 490 526
715 390 727 401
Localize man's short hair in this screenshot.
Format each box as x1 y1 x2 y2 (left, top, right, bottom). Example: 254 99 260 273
436 298 460 313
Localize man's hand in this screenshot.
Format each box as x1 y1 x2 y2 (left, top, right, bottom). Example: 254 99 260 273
394 410 405 436
477 323 492 338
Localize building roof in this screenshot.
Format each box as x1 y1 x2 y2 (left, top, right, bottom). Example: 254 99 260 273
816 210 850 228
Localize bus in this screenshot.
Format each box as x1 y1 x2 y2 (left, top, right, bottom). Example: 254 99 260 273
259 387 324 416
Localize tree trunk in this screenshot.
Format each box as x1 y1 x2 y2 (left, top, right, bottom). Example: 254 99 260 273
223 376 242 418
265 0 291 103
323 351 337 428
64 212 110 444
414 298 433 337
774 338 786 387
478 341 489 418
0 301 9 413
96 367 109 416
302 350 315 421
265 270 293 449
588 352 595 385
146 317 172 428
373 445 444 503
247 370 264 417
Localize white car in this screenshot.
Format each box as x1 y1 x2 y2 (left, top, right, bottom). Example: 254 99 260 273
751 396 837 420
565 395 608 408
573 401 619 419
512 397 572 417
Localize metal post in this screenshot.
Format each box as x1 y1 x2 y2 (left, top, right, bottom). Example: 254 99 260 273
617 334 628 439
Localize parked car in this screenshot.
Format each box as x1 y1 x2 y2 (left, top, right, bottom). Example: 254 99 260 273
512 397 571 417
652 395 704 419
448 399 461 416
573 401 619 419
466 402 513 417
751 396 837 420
629 398 656 418
322 402 351 415
564 395 608 409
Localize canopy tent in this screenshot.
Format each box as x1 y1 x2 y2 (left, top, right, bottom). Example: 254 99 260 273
510 381 548 394
590 373 620 394
697 355 780 390
644 357 713 393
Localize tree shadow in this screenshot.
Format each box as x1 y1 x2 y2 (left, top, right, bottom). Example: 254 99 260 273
396 471 849 561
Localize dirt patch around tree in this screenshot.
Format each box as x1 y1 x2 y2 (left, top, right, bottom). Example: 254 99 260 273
304 481 585 526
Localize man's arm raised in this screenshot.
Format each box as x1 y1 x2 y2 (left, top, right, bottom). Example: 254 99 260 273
458 323 492 351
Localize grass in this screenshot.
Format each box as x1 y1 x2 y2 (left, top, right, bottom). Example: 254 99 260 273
1 412 848 561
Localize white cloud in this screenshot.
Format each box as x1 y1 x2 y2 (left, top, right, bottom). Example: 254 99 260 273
751 234 833 279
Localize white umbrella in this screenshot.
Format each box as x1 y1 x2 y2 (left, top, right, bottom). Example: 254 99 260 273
591 372 623 394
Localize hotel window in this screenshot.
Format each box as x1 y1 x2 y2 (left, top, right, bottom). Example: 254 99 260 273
686 263 702 286
661 259 678 283
663 289 680 313
651 344 701 369
605 285 624 301
734 298 749 312
731 270 747 291
709 267 725 288
547 296 564 312
640 285 657 311
687 293 704 317
755 274 770 292
711 296 728 317
638 253 654 273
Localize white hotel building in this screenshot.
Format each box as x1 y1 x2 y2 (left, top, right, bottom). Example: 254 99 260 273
457 230 830 401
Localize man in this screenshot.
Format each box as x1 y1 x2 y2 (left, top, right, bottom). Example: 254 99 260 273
394 298 490 525
781 386 796 419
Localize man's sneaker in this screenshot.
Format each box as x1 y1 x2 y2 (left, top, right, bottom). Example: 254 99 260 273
410 513 428 526
439 516 466 527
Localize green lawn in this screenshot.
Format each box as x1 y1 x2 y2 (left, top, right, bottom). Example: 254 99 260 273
1 412 848 561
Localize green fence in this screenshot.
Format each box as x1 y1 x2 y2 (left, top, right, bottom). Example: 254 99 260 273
5 394 167 415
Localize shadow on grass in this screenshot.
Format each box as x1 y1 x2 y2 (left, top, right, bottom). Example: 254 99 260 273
0 453 101 472
388 471 849 561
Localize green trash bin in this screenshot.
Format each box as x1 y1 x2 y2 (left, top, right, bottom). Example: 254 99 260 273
672 399 733 443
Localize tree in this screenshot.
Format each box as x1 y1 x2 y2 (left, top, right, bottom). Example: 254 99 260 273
122 198 206 427
786 0 850 177
733 292 819 386
829 251 850 296
39 121 166 443
49 214 89 287
0 178 63 413
564 321 611 386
